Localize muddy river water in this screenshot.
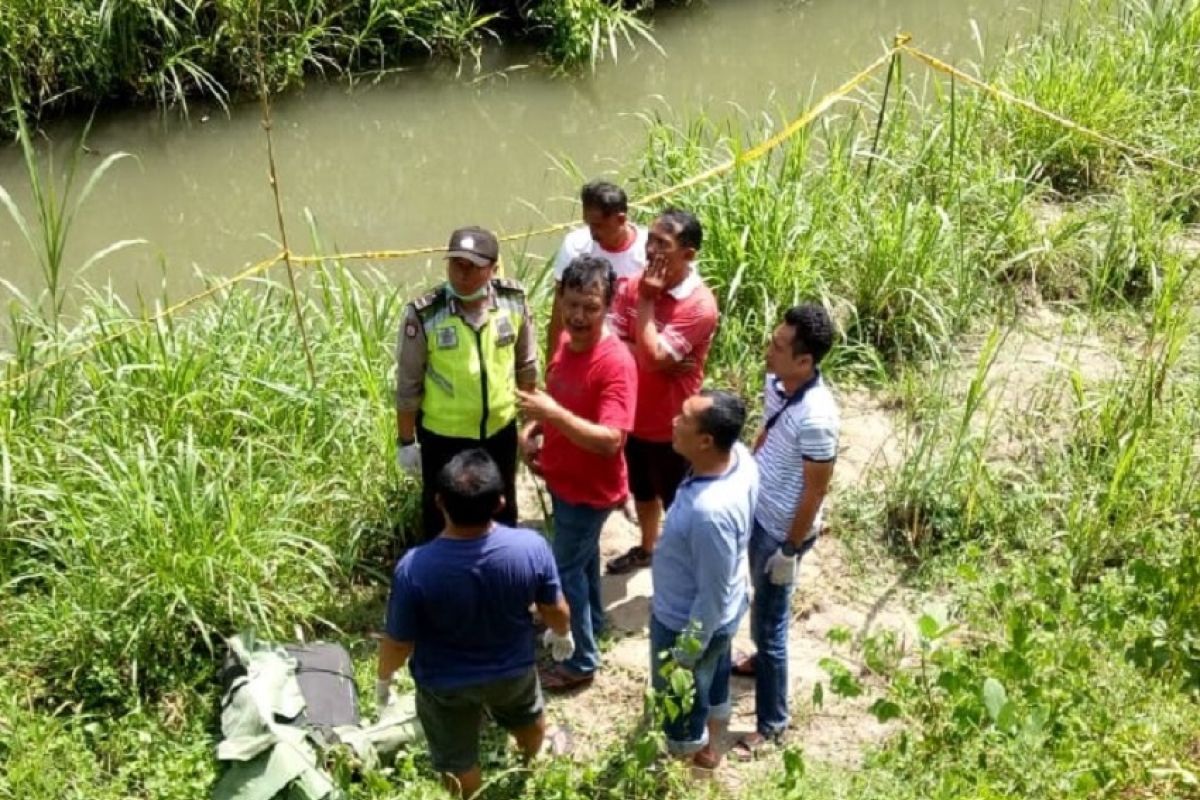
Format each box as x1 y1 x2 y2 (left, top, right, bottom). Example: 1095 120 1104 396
0 0 1054 310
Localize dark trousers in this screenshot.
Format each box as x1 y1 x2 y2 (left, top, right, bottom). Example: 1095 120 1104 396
418 421 518 542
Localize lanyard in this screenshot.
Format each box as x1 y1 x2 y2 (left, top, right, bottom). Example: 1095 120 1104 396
763 370 820 435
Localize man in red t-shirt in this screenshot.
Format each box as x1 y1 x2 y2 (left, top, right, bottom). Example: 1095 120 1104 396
518 255 637 692
605 208 719 576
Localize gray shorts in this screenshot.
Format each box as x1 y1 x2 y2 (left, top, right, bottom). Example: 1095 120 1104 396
416 668 544 775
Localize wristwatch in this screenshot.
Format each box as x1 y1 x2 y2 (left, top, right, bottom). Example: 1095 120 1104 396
781 541 799 558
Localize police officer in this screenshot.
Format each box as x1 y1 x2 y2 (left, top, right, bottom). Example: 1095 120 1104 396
395 226 539 541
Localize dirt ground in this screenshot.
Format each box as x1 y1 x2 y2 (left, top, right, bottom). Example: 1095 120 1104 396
516 387 920 788
518 281 1153 789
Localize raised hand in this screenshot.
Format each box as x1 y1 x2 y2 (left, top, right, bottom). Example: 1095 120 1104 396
639 253 668 301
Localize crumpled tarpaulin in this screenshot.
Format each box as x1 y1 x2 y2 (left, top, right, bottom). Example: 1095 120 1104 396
212 633 423 800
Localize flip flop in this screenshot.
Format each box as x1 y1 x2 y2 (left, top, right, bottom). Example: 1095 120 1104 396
731 651 757 677
729 732 775 763
539 664 594 693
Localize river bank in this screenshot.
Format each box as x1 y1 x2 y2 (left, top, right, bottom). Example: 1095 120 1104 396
0 0 659 135
1 1 1198 799
0 0 1046 309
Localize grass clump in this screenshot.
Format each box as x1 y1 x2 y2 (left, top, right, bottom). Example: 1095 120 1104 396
3 1 1200 798
1 267 416 708
0 0 660 134
986 0 1200 199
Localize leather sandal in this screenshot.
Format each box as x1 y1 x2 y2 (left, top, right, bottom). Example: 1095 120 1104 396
538 664 594 693
729 732 777 763
606 546 652 575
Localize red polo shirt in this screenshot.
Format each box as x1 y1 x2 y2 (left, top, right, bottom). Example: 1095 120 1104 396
540 332 638 508
610 269 719 442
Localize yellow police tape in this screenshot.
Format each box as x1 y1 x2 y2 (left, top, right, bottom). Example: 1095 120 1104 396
0 252 284 391
2 47 894 392
5 37 1197 393
290 46 899 265
900 43 1200 178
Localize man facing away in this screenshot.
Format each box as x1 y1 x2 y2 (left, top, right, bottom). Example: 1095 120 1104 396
517 255 638 693
377 449 573 797
650 390 758 770
394 226 538 542
733 303 840 758
606 208 719 575
546 180 648 360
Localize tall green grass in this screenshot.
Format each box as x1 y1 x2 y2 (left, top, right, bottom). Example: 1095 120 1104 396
1 265 416 706
2 1 1200 799
986 0 1200 206
0 0 659 133
0 111 142 331
822 255 1200 800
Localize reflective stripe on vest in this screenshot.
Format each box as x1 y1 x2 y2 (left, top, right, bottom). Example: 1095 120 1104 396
420 292 523 440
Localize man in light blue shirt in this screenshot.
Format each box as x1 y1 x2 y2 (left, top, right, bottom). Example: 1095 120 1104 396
649 390 759 769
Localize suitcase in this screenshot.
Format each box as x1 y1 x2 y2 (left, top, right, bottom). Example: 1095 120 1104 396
284 642 360 732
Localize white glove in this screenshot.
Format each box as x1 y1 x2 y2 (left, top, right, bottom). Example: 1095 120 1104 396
542 628 576 662
766 547 798 586
397 442 421 476
375 678 393 709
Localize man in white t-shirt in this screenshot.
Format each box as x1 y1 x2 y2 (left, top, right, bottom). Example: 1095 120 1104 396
546 180 647 360
732 303 840 759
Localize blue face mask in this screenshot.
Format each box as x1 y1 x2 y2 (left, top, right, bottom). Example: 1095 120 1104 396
445 281 489 302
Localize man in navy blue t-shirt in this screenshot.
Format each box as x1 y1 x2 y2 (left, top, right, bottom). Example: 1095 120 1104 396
377 449 573 797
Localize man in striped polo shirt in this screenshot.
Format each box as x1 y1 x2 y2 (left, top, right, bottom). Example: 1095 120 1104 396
734 303 840 757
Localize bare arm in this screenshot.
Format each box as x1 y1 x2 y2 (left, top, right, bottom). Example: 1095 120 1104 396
633 295 683 371
552 413 625 456
397 409 417 442
516 388 625 457
519 420 545 475
535 593 571 637
377 635 415 681
787 459 835 547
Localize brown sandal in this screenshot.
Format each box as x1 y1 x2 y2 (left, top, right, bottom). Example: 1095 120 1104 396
539 664 594 693
729 732 775 763
606 546 652 575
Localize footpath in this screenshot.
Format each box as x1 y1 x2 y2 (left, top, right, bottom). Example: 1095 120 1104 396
516 288 1144 787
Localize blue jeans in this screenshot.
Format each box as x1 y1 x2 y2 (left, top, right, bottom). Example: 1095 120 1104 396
649 615 738 755
748 522 816 738
550 494 612 675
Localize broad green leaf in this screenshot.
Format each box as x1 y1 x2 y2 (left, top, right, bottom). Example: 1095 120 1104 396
669 668 693 697
996 700 1019 732
982 677 1007 722
869 698 902 722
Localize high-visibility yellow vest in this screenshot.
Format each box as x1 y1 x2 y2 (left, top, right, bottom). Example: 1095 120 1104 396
414 279 526 440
